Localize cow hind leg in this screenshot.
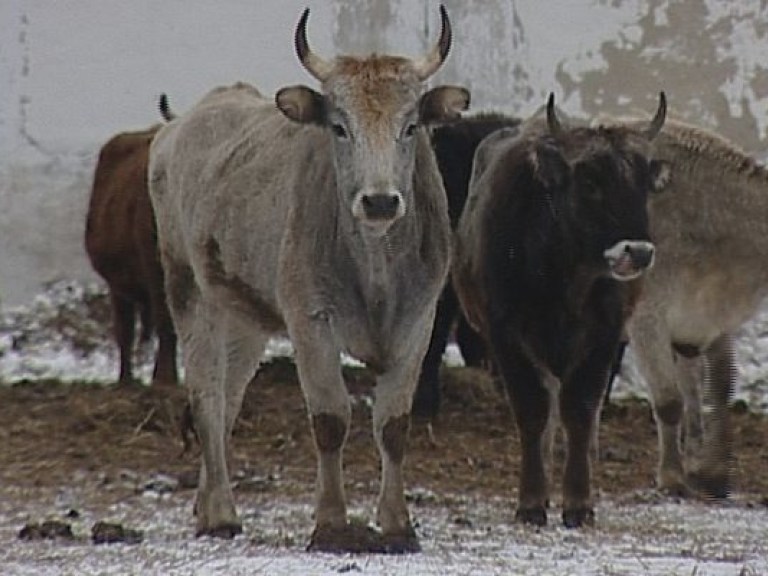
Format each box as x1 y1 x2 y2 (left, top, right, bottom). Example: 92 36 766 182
412 286 458 421
111 292 136 386
687 334 735 498
176 302 241 538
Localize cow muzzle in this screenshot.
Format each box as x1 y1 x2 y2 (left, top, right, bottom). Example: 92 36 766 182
604 240 655 281
352 190 405 234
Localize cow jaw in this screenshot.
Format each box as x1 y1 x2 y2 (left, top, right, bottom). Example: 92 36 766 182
604 240 655 281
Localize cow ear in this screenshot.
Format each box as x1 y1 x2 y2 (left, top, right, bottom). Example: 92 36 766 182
419 86 470 124
532 143 568 189
650 159 671 193
276 85 326 124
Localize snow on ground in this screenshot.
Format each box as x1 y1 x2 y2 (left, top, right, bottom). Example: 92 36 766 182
1 280 767 575
1 279 767 412
1 479 767 576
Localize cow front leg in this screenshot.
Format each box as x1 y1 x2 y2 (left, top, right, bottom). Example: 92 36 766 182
373 363 421 553
493 339 550 526
629 315 689 495
289 323 352 552
560 351 613 528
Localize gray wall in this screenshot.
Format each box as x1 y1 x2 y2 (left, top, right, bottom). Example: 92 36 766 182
2 0 768 306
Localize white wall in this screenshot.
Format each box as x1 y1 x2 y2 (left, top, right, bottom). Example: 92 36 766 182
2 0 768 306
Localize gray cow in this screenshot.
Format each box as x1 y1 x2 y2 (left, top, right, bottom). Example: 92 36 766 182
614 118 768 498
148 8 469 552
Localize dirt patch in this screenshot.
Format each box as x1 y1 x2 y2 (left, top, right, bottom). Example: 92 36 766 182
1 359 767 517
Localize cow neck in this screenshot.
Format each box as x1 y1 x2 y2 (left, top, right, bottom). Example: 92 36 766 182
347 215 418 306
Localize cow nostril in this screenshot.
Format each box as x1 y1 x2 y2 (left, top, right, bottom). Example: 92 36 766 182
361 194 400 219
628 244 655 268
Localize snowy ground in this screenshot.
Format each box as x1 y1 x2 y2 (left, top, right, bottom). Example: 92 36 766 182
1 479 767 576
1 281 767 575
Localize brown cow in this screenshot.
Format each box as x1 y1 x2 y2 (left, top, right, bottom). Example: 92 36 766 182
85 125 178 388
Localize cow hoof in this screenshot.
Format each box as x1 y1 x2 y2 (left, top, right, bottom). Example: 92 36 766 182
380 525 421 554
515 507 547 527
195 522 242 539
562 508 595 528
688 473 731 500
308 521 420 554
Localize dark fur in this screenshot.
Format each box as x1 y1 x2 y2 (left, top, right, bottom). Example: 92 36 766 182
413 113 521 419
84 126 178 387
454 123 658 527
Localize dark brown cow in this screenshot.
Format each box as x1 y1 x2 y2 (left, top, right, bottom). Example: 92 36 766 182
412 113 521 419
85 125 178 388
453 94 666 527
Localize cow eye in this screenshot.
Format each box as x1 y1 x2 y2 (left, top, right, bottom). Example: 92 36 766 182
330 123 348 139
403 123 418 138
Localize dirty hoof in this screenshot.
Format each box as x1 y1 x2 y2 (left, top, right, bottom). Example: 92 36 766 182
18 520 74 541
562 507 595 528
196 522 242 539
515 507 547 527
92 521 144 544
308 520 420 554
380 525 421 554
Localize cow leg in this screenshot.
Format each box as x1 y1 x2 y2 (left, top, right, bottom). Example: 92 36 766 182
492 338 549 526
288 320 352 552
629 315 689 495
559 348 613 528
150 287 179 387
413 285 458 420
455 316 487 369
111 292 136 386
688 334 735 498
675 353 704 479
372 357 423 553
177 302 240 538
152 322 179 388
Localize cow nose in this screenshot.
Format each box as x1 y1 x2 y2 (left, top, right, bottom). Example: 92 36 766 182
604 240 655 281
361 193 401 220
625 241 655 269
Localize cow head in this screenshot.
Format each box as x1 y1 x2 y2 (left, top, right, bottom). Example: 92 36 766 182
276 6 470 237
541 93 668 281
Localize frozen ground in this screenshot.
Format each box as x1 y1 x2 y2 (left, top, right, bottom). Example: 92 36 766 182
1 480 767 575
0 281 767 575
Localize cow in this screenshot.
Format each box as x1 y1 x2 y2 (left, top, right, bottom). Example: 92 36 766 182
452 93 667 527
413 113 521 420
84 124 178 388
607 118 768 499
148 7 469 552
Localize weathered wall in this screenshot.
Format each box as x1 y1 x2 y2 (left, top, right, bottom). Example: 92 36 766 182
2 0 768 306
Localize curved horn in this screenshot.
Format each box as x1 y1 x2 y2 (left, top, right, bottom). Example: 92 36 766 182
412 4 452 81
546 93 563 138
645 91 667 140
295 8 333 82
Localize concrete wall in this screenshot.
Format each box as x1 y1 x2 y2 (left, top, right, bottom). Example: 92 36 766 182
2 0 768 306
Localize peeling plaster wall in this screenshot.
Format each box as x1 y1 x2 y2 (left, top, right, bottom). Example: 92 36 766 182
2 0 768 306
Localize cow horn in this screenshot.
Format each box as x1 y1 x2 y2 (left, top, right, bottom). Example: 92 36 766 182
295 8 333 82
412 5 452 81
546 93 563 138
645 91 667 140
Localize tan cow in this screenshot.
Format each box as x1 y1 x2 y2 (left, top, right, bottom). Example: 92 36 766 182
615 119 768 498
85 125 178 388
148 7 469 552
